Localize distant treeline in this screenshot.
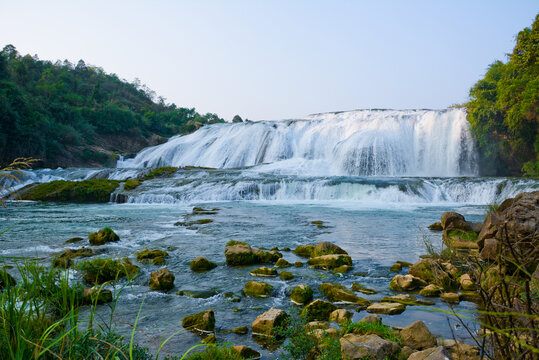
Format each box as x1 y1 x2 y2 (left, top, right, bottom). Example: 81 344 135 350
466 14 538 176
0 45 224 167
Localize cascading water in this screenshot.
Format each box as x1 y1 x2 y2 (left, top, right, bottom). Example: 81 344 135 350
117 109 478 177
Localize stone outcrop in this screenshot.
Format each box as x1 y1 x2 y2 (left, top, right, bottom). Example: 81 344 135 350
251 307 288 337
89 227 119 246
149 268 175 291
312 241 348 257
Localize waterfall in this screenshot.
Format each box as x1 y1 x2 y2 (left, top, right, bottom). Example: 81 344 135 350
117 109 478 177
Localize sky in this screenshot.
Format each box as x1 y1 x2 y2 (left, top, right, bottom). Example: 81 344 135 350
1 1 537 121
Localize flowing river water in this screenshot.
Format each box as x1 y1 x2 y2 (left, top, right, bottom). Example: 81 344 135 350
1 109 538 358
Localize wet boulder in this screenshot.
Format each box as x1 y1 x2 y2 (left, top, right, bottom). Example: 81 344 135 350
290 284 313 305
428 222 443 231
279 271 293 280
52 247 95 268
400 320 437 350
254 248 282 264
232 345 261 359
225 241 258 266
89 227 119 246
320 282 370 306
408 259 454 290
301 299 337 321
190 256 217 272
312 241 348 257
292 245 315 258
441 211 468 230
419 284 443 297
307 254 353 270
77 258 139 285
182 309 215 334
243 281 272 298
333 265 353 274
251 307 289 337
149 268 175 291
440 292 460 304
351 282 377 295
274 258 291 268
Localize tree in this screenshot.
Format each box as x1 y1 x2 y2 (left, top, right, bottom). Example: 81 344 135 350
232 114 243 123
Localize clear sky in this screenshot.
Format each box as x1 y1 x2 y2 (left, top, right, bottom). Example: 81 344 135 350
1 1 537 121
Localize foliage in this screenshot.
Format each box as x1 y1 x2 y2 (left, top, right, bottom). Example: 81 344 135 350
20 179 120 202
0 45 224 167
0 157 37 207
466 14 539 175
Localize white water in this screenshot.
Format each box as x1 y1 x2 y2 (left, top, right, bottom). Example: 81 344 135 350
117 109 478 177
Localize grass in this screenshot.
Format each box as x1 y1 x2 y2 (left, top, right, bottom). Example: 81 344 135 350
124 179 141 191
341 321 401 344
20 179 120 203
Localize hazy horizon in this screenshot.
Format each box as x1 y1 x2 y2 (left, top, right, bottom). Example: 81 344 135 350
1 0 537 121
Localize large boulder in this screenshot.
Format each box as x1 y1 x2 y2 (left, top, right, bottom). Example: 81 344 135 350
312 242 348 257
89 227 119 246
254 248 282 264
408 259 454 290
320 283 370 305
274 258 291 268
366 302 406 315
290 284 313 305
149 268 175 291
389 274 427 292
251 307 289 337
190 256 217 272
408 346 451 360
400 320 437 350
438 339 481 360
301 299 337 321
225 241 258 266
243 281 272 297
307 254 353 270
340 334 400 360
182 309 215 334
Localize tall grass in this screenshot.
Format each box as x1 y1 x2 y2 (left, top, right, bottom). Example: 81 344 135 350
0 157 38 207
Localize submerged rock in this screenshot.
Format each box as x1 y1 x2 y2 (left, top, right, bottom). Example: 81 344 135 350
307 254 353 270
149 268 175 291
428 222 443 231
65 237 84 244
176 289 219 299
243 281 273 298
89 227 119 246
290 284 313 305
52 247 95 268
182 309 215 334
301 299 337 321
249 267 278 277
320 282 370 305
251 307 289 337
232 326 248 335
190 256 217 272
389 263 402 272
351 282 377 295
135 248 169 265
77 258 139 285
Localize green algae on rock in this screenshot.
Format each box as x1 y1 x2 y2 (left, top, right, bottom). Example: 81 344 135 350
190 256 218 272
77 258 139 285
135 248 169 265
243 281 273 298
182 309 215 334
89 227 120 246
320 282 370 305
52 247 96 268
21 179 120 203
290 284 313 305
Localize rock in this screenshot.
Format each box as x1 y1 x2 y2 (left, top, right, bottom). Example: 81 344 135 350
311 327 340 341
135 248 169 265
389 274 427 292
320 283 370 305
459 274 475 291
243 281 272 297
468 222 483 233
333 265 353 274
351 282 377 295
312 242 348 257
21 179 120 203
441 262 459 278
282 247 291 252
408 346 451 360
88 227 119 246
254 249 283 264
190 256 218 272
438 339 481 360
0 269 16 289
294 261 304 267
340 333 400 360
232 326 248 335
249 267 277 277
419 284 443 297
149 268 175 291
359 314 382 325
440 292 460 304
400 320 437 350
65 236 84 244
381 294 434 306
293 245 315 258
307 254 353 270
301 299 337 321
176 289 219 299
77 258 139 285
279 271 293 280
396 260 413 267
428 222 443 231
251 307 289 337
477 211 501 248
459 291 482 304
329 309 353 324
389 263 402 272
307 321 330 329
82 288 112 304
480 238 499 260
225 241 258 266
232 345 261 359
290 284 313 304
441 211 467 230
366 302 406 315
201 334 216 344
182 309 215 333
401 346 416 358
409 259 453 290
274 258 291 268
52 247 95 268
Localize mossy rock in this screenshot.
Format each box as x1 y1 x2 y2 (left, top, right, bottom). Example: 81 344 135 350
21 179 120 203
82 288 113 305
182 309 215 333
249 267 277 277
274 258 291 268
311 220 324 225
243 281 273 298
290 284 313 305
440 292 460 304
65 237 84 244
192 207 219 215
320 282 370 305
201 334 217 344
293 245 315 258
307 254 353 270
428 222 443 231
52 247 96 268
225 242 258 266
232 326 248 335
149 268 175 291
294 261 304 267
351 282 377 295
389 274 427 292
443 229 479 249
312 242 348 257
135 248 169 265
176 289 220 299
77 258 139 285
256 249 282 264
389 263 403 272
190 256 218 272
280 271 293 280
333 265 353 274
301 299 338 321
123 179 141 191
366 302 406 315
419 284 442 297
142 167 179 180
381 294 434 306
409 259 454 290
89 227 120 246
0 270 16 289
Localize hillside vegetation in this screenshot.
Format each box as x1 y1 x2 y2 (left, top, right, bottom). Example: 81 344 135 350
0 45 224 168
466 14 538 176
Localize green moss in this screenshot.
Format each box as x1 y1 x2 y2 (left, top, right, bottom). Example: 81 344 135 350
123 179 141 191
135 248 169 265
342 321 401 344
184 345 243 360
243 281 273 297
307 254 353 270
89 227 120 246
52 247 96 268
293 245 315 258
226 240 247 247
21 179 120 203
447 229 478 242
77 258 139 285
290 284 313 304
300 299 337 321
280 271 294 280
249 267 278 277
142 167 178 180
